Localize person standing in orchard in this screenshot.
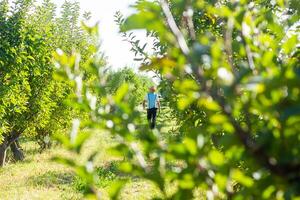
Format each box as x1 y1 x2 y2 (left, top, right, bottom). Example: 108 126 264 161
143 86 161 129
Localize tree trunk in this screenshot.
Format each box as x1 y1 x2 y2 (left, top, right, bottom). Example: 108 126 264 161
0 141 8 167
0 130 23 167
10 140 24 161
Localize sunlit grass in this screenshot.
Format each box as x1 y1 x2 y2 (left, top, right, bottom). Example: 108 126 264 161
0 141 82 200
0 132 165 200
0 107 184 200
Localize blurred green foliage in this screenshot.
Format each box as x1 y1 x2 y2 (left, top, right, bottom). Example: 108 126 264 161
55 0 300 199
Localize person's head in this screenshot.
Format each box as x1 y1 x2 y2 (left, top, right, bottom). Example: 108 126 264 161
149 86 156 93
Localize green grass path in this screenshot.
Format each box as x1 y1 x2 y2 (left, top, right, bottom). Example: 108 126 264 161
0 141 82 200
0 132 160 200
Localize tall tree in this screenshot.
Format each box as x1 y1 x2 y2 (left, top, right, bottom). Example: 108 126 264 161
0 0 96 166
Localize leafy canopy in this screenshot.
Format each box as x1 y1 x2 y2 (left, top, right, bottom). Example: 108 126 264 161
55 0 300 199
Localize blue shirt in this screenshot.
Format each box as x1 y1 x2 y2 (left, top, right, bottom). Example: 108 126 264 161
145 93 158 109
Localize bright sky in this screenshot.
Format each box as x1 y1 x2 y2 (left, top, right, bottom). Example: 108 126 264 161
50 0 143 70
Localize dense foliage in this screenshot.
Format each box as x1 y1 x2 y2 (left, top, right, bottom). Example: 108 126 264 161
1 0 299 199
0 0 94 165
55 0 300 199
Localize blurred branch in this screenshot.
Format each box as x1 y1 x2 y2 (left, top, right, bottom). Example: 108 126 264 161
160 0 190 56
214 84 300 181
224 17 236 74
241 25 258 75
183 5 196 41
159 0 205 87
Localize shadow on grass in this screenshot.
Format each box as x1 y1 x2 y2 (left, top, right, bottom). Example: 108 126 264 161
22 147 40 156
27 171 75 187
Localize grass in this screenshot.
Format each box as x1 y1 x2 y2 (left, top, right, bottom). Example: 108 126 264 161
0 109 183 200
0 132 162 200
0 140 82 200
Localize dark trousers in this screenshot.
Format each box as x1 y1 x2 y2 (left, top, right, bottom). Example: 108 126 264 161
147 108 157 129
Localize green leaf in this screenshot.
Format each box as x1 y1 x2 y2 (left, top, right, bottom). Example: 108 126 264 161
282 35 298 55
27 56 35 61
178 174 195 189
262 185 276 199
114 83 129 103
208 150 225 166
121 6 165 35
210 114 228 124
183 137 197 155
108 180 127 200
118 162 133 173
231 169 254 188
215 173 227 190
73 132 92 153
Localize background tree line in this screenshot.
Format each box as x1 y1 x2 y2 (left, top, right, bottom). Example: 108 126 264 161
0 0 153 167
0 0 96 166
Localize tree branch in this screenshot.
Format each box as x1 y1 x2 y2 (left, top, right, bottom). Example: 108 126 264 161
160 0 190 56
